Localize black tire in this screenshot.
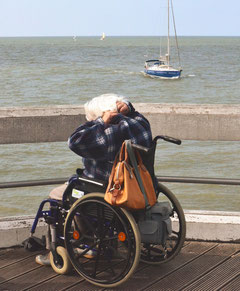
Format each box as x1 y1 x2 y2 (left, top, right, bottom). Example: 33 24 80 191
141 183 186 264
64 193 141 288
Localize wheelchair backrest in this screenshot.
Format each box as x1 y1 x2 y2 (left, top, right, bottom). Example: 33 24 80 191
138 138 158 179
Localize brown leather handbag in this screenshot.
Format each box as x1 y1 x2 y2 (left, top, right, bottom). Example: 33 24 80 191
104 140 156 210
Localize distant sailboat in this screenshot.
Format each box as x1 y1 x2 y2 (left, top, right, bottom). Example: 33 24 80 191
144 0 182 79
100 32 106 41
73 36 77 41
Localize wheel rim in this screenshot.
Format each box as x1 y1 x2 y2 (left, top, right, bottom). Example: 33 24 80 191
141 183 186 264
54 255 64 269
64 195 140 286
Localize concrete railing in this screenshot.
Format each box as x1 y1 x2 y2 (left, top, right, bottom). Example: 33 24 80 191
1 103 240 144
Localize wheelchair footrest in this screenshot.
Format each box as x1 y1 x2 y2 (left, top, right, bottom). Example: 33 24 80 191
22 235 46 252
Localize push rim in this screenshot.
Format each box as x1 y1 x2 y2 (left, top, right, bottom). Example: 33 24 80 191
64 193 140 287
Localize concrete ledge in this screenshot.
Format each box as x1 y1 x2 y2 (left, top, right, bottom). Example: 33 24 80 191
1 103 240 144
184 210 240 242
0 105 86 144
1 210 240 248
0 216 47 248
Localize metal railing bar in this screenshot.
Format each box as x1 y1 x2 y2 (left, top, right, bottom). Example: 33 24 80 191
156 176 240 185
0 178 67 189
0 176 240 189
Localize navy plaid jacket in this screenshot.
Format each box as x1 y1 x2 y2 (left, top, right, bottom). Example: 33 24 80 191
68 104 152 181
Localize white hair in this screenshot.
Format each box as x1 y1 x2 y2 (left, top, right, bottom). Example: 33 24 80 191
84 93 128 121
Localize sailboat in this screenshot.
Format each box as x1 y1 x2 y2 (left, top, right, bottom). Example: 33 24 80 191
100 32 106 41
144 0 182 79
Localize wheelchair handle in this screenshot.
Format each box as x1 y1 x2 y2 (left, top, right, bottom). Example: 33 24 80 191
130 135 181 153
154 135 182 145
131 143 150 153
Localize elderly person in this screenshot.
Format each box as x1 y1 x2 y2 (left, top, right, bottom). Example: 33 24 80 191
35 93 152 265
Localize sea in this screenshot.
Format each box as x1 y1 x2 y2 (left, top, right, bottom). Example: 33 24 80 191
0 36 240 217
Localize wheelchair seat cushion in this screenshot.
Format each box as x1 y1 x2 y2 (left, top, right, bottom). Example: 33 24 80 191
49 183 68 200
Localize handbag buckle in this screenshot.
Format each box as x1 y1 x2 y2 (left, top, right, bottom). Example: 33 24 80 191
110 183 121 192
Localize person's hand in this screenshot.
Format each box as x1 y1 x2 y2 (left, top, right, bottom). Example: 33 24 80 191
117 101 129 116
102 110 118 124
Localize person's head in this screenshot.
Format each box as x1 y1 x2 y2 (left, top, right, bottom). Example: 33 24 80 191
84 93 128 121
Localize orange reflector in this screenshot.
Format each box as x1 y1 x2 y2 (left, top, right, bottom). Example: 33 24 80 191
73 230 80 240
118 232 126 242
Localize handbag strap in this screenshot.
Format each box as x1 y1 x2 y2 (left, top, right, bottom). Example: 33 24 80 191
119 141 130 163
106 143 123 193
119 142 125 161
126 140 150 210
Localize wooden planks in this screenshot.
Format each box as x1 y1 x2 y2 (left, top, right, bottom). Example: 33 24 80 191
0 242 239 291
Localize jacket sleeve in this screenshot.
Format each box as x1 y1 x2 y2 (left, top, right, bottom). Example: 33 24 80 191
116 112 152 148
103 111 152 157
68 118 108 160
68 110 152 161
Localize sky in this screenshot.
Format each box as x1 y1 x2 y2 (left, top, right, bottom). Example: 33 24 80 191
0 0 239 37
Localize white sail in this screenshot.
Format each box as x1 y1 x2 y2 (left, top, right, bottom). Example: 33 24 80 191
100 32 105 40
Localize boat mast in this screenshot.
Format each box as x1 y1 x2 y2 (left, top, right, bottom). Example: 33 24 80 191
171 0 181 69
167 0 170 67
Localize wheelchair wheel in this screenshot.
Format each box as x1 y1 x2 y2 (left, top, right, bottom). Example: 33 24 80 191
64 193 141 288
50 246 72 274
141 183 186 264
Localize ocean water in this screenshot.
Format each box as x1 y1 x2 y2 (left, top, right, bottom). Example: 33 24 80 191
0 36 240 217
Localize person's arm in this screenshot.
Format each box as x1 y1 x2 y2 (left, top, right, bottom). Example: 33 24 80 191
104 111 152 154
68 118 108 160
118 112 152 147
68 105 151 161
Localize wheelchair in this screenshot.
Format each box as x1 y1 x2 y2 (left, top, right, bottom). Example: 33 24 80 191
24 135 186 288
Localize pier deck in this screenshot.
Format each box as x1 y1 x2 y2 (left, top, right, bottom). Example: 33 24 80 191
0 241 239 290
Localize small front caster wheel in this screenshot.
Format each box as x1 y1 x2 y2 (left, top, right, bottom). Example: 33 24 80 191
50 246 72 274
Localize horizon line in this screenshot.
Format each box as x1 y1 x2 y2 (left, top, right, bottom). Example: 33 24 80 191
0 35 239 38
